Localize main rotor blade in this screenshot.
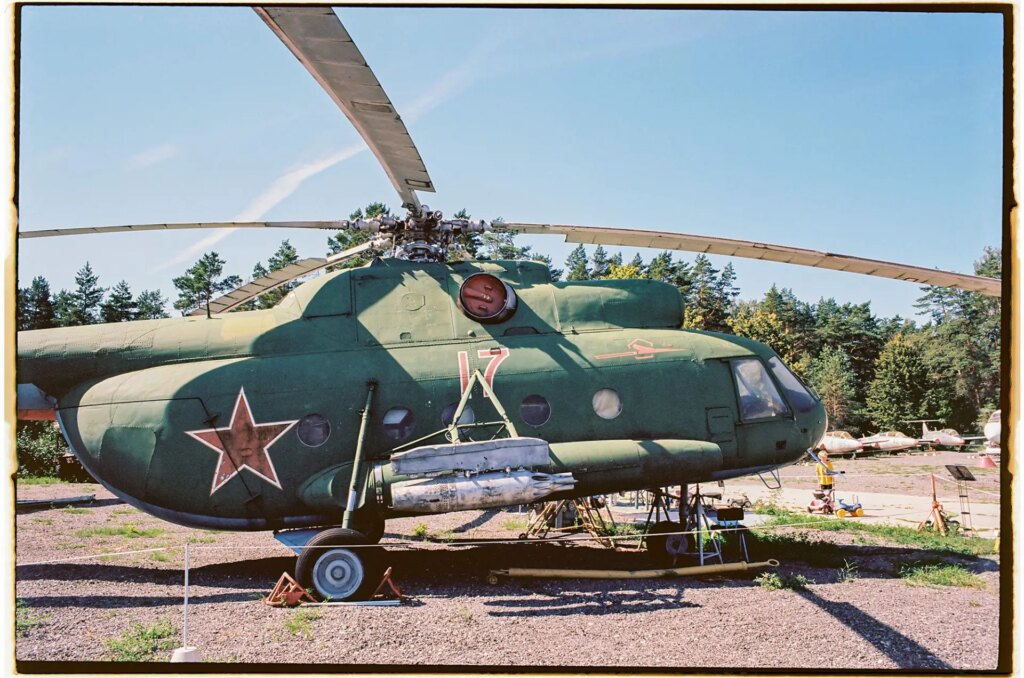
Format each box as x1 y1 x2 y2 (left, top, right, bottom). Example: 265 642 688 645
191 240 376 316
255 7 433 210
18 221 349 239
501 223 1001 297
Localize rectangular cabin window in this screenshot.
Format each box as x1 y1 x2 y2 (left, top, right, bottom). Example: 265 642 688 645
731 358 791 421
767 356 819 413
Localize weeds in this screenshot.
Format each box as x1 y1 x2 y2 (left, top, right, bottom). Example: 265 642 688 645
502 519 527 532
898 561 985 588
755 571 809 591
431 529 456 543
750 506 993 556
453 607 476 625
31 517 53 526
104 619 177 661
15 599 49 636
284 609 321 640
75 524 165 539
63 506 88 515
412 523 429 540
150 551 172 563
835 559 858 583
18 476 62 486
187 535 217 544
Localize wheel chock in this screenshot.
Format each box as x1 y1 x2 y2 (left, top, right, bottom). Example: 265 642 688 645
264 572 317 607
371 566 405 601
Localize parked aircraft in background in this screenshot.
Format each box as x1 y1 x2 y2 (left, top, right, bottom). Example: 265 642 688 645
983 410 1001 450
859 431 920 452
816 431 864 457
905 420 967 449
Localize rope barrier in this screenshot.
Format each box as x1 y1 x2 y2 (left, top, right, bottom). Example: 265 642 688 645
932 474 1003 498
17 510 996 567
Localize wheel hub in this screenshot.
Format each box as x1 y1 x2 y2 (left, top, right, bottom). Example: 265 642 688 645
312 547 365 600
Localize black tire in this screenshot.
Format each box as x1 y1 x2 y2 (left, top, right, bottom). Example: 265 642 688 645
645 521 695 565
349 510 386 545
295 528 383 601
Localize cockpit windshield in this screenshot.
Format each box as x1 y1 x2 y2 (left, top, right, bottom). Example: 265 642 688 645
732 358 791 421
767 356 818 413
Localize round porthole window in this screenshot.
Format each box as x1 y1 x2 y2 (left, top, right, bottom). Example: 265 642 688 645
520 394 551 427
383 407 416 442
592 388 622 420
297 413 331 447
441 403 475 428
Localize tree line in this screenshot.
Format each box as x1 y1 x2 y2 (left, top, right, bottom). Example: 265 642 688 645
17 202 1001 456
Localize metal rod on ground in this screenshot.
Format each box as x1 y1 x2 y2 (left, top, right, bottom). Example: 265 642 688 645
489 559 779 582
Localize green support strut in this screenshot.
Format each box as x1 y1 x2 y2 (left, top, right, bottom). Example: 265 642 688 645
342 381 376 530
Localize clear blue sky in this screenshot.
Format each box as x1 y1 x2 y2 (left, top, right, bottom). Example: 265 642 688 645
17 7 1004 319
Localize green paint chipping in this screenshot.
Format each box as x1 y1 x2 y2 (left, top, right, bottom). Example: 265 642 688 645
75 524 165 539
898 562 985 588
105 619 177 662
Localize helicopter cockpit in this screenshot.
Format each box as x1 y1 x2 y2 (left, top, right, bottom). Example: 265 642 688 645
731 354 817 422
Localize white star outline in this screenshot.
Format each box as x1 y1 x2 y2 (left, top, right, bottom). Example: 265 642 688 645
185 387 299 496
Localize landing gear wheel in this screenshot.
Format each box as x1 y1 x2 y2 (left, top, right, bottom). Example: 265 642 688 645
645 521 695 566
348 511 386 545
295 528 382 601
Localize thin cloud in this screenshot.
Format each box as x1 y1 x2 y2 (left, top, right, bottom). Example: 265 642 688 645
128 143 179 169
160 29 510 270
156 143 366 270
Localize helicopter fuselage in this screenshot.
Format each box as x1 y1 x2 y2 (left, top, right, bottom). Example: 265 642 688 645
17 259 826 531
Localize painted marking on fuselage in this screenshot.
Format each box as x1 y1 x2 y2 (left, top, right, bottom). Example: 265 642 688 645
457 347 511 398
595 338 686 361
185 387 298 495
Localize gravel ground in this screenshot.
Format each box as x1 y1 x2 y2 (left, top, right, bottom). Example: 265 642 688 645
14 456 1004 671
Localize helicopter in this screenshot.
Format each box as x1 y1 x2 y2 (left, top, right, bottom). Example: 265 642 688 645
15 7 1002 601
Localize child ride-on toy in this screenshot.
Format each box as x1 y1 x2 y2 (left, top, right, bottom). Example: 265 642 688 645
836 496 865 518
808 486 835 514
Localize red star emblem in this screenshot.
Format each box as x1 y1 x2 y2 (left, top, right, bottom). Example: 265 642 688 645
186 387 298 495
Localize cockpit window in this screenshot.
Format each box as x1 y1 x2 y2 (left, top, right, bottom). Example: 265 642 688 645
732 358 791 420
767 356 819 413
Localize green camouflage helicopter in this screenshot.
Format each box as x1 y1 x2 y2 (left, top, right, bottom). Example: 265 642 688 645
16 7 1001 600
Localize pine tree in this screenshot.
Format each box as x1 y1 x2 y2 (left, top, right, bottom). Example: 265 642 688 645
808 346 859 432
865 334 929 431
52 290 76 327
172 252 242 316
591 245 611 279
683 255 736 333
17 276 56 330
135 290 169 319
565 245 591 281
100 280 137 323
254 240 301 309
59 262 105 326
